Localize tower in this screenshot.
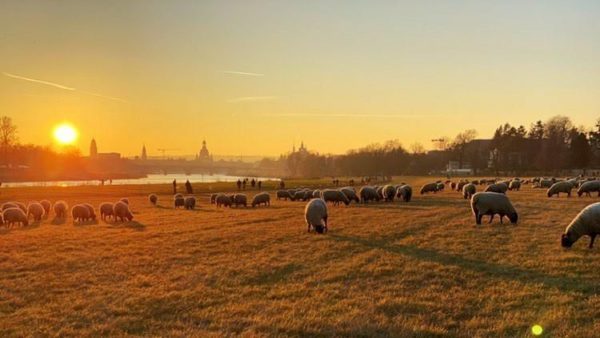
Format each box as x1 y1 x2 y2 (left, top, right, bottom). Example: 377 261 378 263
141 144 147 160
90 138 98 158
199 139 211 161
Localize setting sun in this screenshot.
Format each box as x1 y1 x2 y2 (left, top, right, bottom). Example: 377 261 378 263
53 123 78 145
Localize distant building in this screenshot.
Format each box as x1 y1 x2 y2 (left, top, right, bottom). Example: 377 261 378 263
196 139 213 162
97 152 121 161
90 138 98 158
141 144 147 160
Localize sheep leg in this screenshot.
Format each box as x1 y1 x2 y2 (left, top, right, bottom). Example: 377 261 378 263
488 214 494 224
589 234 596 249
307 222 311 233
499 215 504 224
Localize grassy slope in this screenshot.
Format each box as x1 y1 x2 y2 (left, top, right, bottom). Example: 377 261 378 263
0 177 599 337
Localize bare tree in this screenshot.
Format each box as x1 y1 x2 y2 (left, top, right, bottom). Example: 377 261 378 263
452 129 478 169
0 116 18 165
410 142 426 155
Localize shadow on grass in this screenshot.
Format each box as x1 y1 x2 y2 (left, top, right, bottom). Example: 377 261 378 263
328 234 600 296
51 217 67 225
107 220 146 231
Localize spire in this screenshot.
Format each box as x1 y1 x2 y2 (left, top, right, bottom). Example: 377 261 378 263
141 144 147 160
90 138 98 158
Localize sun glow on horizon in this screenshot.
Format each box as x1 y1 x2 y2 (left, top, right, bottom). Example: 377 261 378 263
53 123 78 145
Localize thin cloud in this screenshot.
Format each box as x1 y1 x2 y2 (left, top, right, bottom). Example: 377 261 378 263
3 72 75 91
3 71 127 103
229 96 278 103
221 70 265 77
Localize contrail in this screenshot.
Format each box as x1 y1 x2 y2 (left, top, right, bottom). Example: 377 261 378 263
3 72 75 91
229 96 278 103
221 70 265 77
3 71 127 103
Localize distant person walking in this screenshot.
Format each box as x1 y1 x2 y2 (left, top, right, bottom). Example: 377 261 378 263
258 180 262 190
280 180 285 189
251 179 256 188
185 180 193 194
173 179 177 194
242 180 246 190
237 179 242 191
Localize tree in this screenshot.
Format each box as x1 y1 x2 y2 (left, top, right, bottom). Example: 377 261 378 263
569 130 591 171
0 116 18 165
452 129 478 168
410 142 425 155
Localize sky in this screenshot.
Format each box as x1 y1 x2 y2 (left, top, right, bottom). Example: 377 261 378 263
1 0 599 157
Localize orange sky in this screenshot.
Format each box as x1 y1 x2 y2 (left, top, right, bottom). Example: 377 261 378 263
1 1 599 157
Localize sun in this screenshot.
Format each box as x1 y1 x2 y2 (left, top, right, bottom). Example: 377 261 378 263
53 123 78 145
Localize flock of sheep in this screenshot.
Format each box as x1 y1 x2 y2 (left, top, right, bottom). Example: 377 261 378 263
2 175 600 249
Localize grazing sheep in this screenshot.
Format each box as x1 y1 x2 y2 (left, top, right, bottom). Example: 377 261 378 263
231 194 247 207
292 190 306 201
450 182 457 190
397 185 412 202
174 195 185 208
508 180 521 191
210 193 218 204
561 202 600 249
302 190 314 201
114 201 134 222
71 204 91 224
27 202 45 222
456 181 468 192
53 201 68 219
215 194 232 207
304 198 328 234
149 194 158 205
536 179 553 188
184 196 197 210
470 192 518 225
375 186 384 199
322 189 350 206
276 190 292 200
436 182 445 191
83 203 97 220
485 182 508 194
39 200 51 216
3 208 28 227
312 190 322 199
547 181 574 198
420 183 439 195
99 202 114 221
251 192 271 207
340 187 360 203
462 183 476 200
2 202 19 212
359 186 380 203
577 181 600 197
119 198 129 205
471 180 480 185
382 185 396 202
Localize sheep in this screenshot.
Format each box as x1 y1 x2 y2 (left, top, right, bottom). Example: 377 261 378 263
536 179 553 188
436 182 445 191
397 185 412 202
376 186 384 199
322 189 350 206
577 181 600 197
251 192 271 207
450 182 457 190
276 190 292 200
561 202 600 249
83 203 97 220
302 190 314 201
312 190 322 199
231 194 247 207
304 198 328 234
71 204 91 224
184 196 197 210
359 186 380 203
485 182 508 194
340 187 360 203
471 179 480 185
382 185 396 202
99 202 114 221
470 192 518 225
174 195 185 208
292 190 306 201
547 181 574 198
114 201 133 222
210 193 218 204
216 194 232 208
456 181 468 192
53 201 68 219
2 202 26 213
149 194 158 205
2 208 28 227
39 200 51 217
27 202 45 222
420 182 439 195
119 198 129 205
508 180 521 191
462 183 476 200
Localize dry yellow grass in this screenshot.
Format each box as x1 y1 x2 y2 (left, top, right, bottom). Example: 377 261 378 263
1 177 599 337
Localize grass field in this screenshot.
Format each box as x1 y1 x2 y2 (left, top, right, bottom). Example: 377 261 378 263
0 177 599 337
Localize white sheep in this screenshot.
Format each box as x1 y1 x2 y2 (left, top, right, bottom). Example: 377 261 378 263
231 194 247 207
382 185 396 202
119 198 129 205
83 203 97 221
174 195 185 208
210 193 218 204
312 190 322 198
276 190 292 200
420 183 439 195
484 182 508 194
99 202 114 221
216 194 232 207
2 207 28 227
396 185 412 202
184 196 196 210
27 202 45 222
340 187 360 203
508 180 521 191
251 192 271 207
114 201 133 222
39 200 51 217
71 204 91 224
470 192 518 225
561 202 600 249
322 189 350 206
577 180 600 197
462 183 476 200
304 198 328 234
359 186 380 203
53 201 68 219
547 181 574 198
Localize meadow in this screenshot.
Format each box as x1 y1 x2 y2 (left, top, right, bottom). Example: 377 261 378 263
0 177 599 337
